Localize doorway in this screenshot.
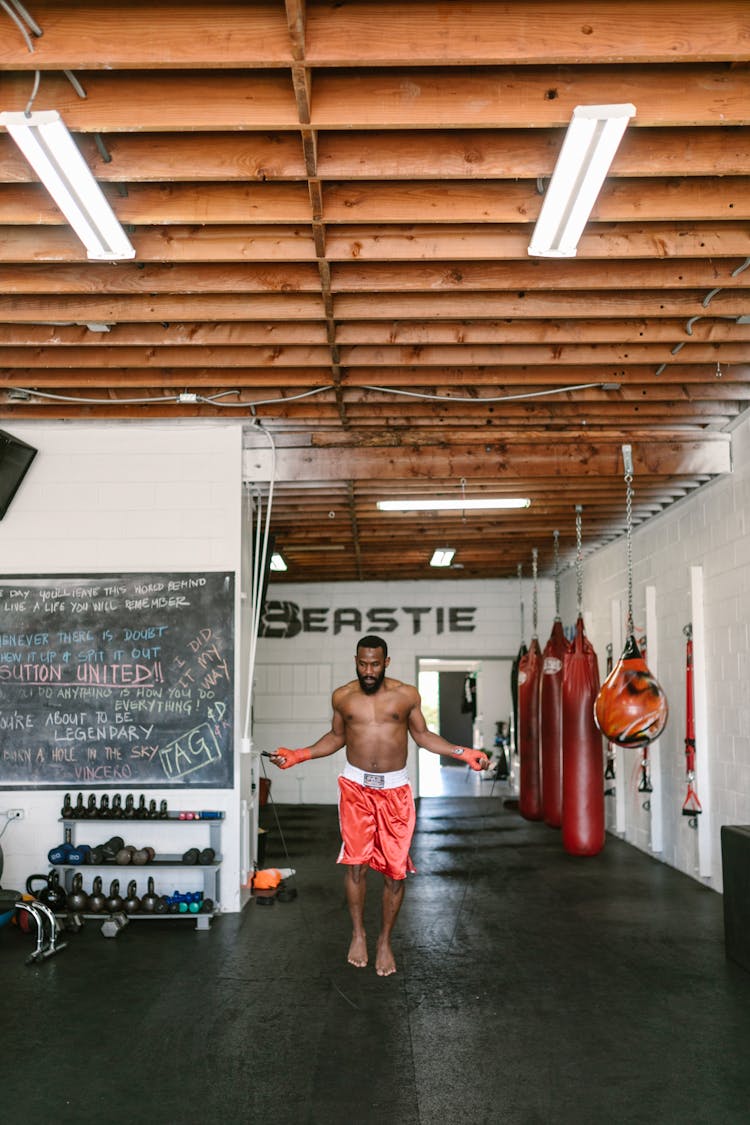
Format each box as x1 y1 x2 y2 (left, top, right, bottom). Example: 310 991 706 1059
416 656 513 797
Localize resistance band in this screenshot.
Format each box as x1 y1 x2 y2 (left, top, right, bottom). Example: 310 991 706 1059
682 623 702 827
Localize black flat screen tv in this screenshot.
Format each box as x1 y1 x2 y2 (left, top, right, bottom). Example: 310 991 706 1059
0 429 37 520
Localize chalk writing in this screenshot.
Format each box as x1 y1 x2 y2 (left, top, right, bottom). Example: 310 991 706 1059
0 572 234 789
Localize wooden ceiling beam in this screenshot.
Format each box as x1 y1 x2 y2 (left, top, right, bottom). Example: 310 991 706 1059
315 127 750 180
2 257 746 294
2 223 749 264
0 2 293 68
321 179 750 224
303 2 750 65
4 128 748 183
1 66 748 129
333 292 750 319
0 292 748 323
2 318 749 349
1 342 745 369
246 439 732 482
3 177 747 228
0 295 327 321
4 364 746 389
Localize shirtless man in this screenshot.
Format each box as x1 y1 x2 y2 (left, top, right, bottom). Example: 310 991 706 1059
270 635 489 977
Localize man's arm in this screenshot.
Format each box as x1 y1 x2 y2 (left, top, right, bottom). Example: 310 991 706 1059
269 692 347 769
407 695 490 771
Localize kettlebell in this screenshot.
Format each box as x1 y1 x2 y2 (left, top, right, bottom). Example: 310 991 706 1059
124 880 141 914
124 794 135 818
140 877 159 913
97 794 111 818
88 875 106 913
148 799 159 818
85 794 98 817
67 872 89 914
111 794 124 818
26 871 67 913
60 792 74 818
136 795 148 819
159 800 168 818
73 792 86 818
105 878 124 913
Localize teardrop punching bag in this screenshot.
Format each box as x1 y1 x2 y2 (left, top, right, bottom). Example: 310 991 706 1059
541 618 571 828
562 616 605 856
518 636 543 821
594 633 668 748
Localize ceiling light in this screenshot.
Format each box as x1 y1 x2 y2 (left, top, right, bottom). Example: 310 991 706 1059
0 110 136 261
528 103 636 258
269 552 287 572
377 498 531 512
430 548 456 567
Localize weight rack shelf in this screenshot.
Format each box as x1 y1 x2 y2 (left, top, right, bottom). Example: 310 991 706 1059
51 817 223 934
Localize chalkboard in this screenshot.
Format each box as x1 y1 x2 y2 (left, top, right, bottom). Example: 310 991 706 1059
0 573 234 789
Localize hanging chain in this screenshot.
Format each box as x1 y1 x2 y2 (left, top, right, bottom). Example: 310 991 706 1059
553 529 560 618
575 505 583 616
519 562 526 643
625 469 634 637
531 548 538 637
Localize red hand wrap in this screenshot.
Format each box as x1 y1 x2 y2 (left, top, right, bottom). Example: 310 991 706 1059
274 747 312 769
451 746 488 772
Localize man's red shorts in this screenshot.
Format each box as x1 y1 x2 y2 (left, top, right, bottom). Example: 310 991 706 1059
337 764 416 881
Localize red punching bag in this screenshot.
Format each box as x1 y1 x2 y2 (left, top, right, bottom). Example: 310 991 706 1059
562 616 605 856
541 619 570 828
518 636 543 821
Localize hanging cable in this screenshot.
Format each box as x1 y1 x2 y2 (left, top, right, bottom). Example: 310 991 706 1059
242 423 277 748
362 381 614 404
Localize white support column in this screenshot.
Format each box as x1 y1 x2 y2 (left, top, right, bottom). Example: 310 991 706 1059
690 565 713 880
610 598 627 836
645 585 663 854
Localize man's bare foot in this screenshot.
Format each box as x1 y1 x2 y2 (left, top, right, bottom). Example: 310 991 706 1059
347 932 368 968
375 936 397 976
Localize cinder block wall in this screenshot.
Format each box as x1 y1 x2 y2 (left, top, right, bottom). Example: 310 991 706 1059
559 413 750 891
253 578 556 803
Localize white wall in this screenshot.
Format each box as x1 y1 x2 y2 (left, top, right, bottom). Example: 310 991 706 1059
559 411 750 892
253 577 555 803
0 421 245 910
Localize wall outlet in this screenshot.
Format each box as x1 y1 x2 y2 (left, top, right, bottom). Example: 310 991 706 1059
7 809 24 819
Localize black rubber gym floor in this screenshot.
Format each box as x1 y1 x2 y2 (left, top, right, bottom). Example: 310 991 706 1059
2 795 749 1125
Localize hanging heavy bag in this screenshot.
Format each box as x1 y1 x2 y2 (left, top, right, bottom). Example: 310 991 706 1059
510 641 527 757
562 616 605 857
518 637 543 821
594 633 668 748
540 619 570 829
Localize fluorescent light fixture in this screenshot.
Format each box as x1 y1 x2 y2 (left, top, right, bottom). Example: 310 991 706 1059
430 548 456 567
528 103 635 258
377 498 531 512
0 110 135 261
269 552 288 572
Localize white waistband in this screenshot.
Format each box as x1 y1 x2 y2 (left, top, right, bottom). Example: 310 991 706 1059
341 762 410 790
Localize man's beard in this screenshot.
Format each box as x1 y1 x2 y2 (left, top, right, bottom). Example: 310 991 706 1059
357 667 386 695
